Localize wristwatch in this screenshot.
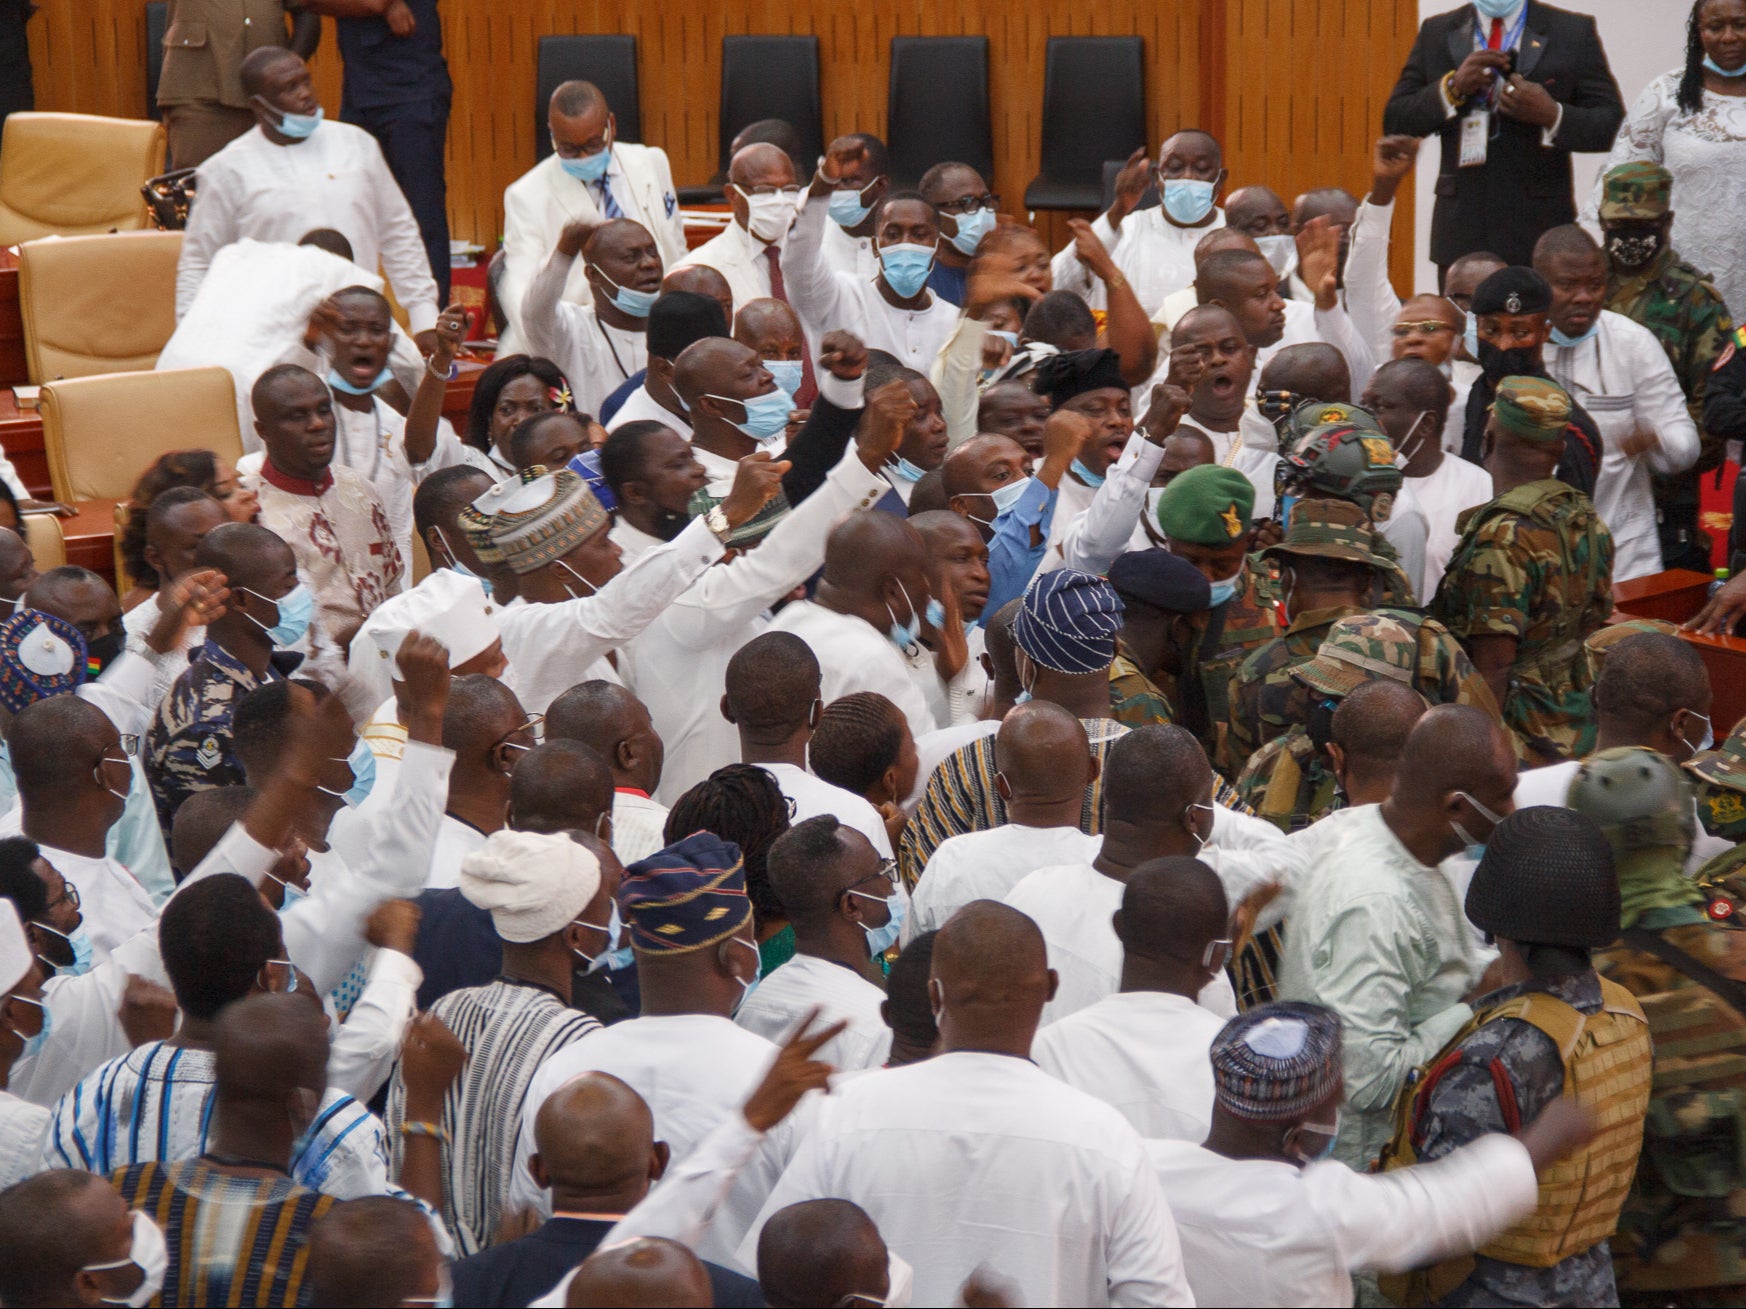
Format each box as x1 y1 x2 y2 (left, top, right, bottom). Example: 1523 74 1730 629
704 504 733 542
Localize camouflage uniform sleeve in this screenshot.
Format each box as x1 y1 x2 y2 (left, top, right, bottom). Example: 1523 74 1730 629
1223 640 1287 779
1676 280 1734 474
1422 618 1503 718
1434 516 1537 642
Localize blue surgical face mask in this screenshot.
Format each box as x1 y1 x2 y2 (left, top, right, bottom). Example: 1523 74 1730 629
1071 458 1106 489
989 328 1020 349
275 105 324 140
35 921 92 977
1279 494 1298 527
433 529 492 598
764 359 805 396
241 583 314 648
1473 0 1518 18
1291 1108 1342 1164
947 207 997 257
1207 571 1241 607
1705 55 1746 77
709 386 793 444
888 455 926 483
344 737 376 807
730 937 763 1015
886 579 923 655
1549 321 1600 348
990 474 1033 519
326 367 393 397
1161 178 1218 226
265 869 308 909
593 270 658 318
849 886 906 957
1462 314 1480 360
828 187 875 229
556 135 613 183
878 243 937 299
6 993 50 1059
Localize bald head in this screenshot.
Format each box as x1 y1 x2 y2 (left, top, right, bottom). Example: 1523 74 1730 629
932 900 1052 1031
1393 703 1514 807
1104 725 1210 825
194 520 295 594
660 265 733 325
548 680 647 759
758 1200 889 1309
1333 679 1428 766
533 1072 656 1194
1172 302 1245 349
1196 248 1272 303
728 142 796 189
1371 355 1454 415
1116 857 1229 965
995 701 1093 803
550 79 605 119
307 1197 440 1309
819 511 928 591
1446 251 1507 307
733 297 805 360
673 336 758 407
941 433 1028 500
441 673 525 756
1293 187 1359 231
7 694 114 792
213 992 328 1105
1259 343 1350 404
1532 222 1603 269
508 740 613 836
1194 226 1260 263
583 218 655 264
1224 185 1290 236
1595 632 1711 732
909 507 984 556
766 817 880 925
568 1239 711 1309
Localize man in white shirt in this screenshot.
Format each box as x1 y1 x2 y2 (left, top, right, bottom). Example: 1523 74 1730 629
734 298 813 409
1164 306 1282 517
522 218 661 418
1535 225 1700 580
742 900 1194 1307
1007 724 1297 1024
603 292 726 440
671 336 803 499
499 80 686 356
1277 704 1510 1170
176 47 439 341
766 513 941 740
735 817 896 1069
1033 859 1230 1141
1053 130 1228 317
0 903 49 1182
1363 358 1493 597
121 491 231 711
546 681 672 868
809 132 888 283
425 675 536 891
674 145 801 317
908 702 1102 940
780 139 958 372
1149 1000 1569 1309
721 633 896 859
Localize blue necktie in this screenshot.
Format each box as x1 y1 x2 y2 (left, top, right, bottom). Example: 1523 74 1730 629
599 177 624 220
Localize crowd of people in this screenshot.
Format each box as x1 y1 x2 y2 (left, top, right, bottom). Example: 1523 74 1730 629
2 0 1746 1304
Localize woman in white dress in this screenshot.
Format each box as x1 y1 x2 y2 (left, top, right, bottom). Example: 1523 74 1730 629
1582 0 1746 320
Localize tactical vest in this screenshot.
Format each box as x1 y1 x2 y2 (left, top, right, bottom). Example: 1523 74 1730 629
1379 976 1652 1304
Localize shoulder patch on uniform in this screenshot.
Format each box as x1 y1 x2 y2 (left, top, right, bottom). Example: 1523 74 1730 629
195 736 222 771
1733 325 1746 350
1717 341 1738 372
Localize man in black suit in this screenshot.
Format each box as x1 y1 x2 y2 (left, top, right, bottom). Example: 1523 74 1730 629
1384 1 1624 273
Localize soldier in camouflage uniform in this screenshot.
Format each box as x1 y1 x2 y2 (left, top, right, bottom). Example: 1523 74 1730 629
1380 806 1651 1308
1105 547 1213 729
1685 716 1746 891
1705 327 1746 566
1564 748 1746 1303
1597 161 1736 573
1432 377 1614 767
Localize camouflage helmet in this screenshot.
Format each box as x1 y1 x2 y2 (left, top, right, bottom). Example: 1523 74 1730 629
1275 419 1403 525
1282 399 1386 443
1566 746 1695 858
1582 618 1679 686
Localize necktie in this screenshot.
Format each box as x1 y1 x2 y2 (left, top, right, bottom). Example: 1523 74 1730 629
1487 17 1504 49
765 244 818 407
598 178 624 220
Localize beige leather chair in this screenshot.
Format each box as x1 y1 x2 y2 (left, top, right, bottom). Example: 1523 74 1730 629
0 113 167 244
39 367 242 505
19 231 184 383
19 511 66 571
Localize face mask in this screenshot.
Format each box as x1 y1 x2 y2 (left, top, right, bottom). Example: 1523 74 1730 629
828 187 875 229
1549 321 1599 348
6 992 49 1059
886 579 923 656
741 191 798 243
764 359 805 396
85 630 124 677
1605 231 1660 270
271 104 324 140
36 921 93 977
730 936 763 1015
265 868 309 908
709 386 794 444
557 138 612 183
593 269 658 318
556 559 599 600
1683 709 1715 758
433 529 492 598
1705 54 1746 76
1451 788 1504 861
1161 178 1218 225
1473 0 1518 17
888 455 926 483
240 583 314 648
326 367 393 397
1256 233 1297 279
991 474 1033 516
1207 571 1241 607
1071 458 1106 489
947 207 997 257
1697 781 1746 842
1186 801 1216 854
1289 1109 1342 1165
1394 412 1434 469
878 243 937 299
86 1210 169 1308
1476 337 1541 383
849 886 907 957
989 328 1020 350
344 737 376 807
1462 314 1480 361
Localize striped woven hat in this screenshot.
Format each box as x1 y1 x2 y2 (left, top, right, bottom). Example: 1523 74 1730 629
1210 1001 1343 1121
460 467 608 575
618 831 753 955
1011 567 1125 675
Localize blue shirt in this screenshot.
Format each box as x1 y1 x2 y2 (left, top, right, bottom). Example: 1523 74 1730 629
928 261 969 307
983 477 1059 618
336 0 451 109
598 369 647 425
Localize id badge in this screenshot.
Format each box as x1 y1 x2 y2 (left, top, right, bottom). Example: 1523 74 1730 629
1459 110 1490 167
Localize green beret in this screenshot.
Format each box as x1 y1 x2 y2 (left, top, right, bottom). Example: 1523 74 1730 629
1156 465 1255 544
1490 376 1573 445
1599 161 1672 222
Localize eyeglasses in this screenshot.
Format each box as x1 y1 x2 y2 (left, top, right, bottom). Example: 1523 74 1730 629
845 860 899 898
1202 937 1235 970
1391 320 1457 336
264 959 300 993
491 713 544 755
42 879 80 913
99 734 139 767
782 795 798 820
936 193 1000 215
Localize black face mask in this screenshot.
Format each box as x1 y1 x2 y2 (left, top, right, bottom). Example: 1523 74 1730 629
1477 338 1542 384
85 629 125 675
652 508 690 542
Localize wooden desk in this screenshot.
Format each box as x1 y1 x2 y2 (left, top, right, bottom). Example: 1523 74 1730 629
1612 569 1746 733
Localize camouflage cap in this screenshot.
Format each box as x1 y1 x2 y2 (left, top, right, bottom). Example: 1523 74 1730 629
1598 160 1673 222
1155 464 1255 545
1260 498 1391 570
1583 617 1679 685
1685 715 1746 794
1490 376 1573 446
1290 611 1422 699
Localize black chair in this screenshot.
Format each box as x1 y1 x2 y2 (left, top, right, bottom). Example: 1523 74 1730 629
535 35 641 162
145 1 168 120
1101 159 1159 214
885 36 993 190
718 35 822 178
1025 37 1147 213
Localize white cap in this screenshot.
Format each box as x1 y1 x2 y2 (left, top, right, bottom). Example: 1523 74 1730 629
351 571 503 711
460 829 602 943
18 617 75 678
0 900 32 995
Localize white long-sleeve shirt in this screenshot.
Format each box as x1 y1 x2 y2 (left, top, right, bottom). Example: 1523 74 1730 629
732 952 892 1071
520 249 650 418
765 599 939 741
1057 432 1167 574
1052 207 1225 317
778 197 958 371
740 1050 1194 1307
1545 309 1701 581
908 823 1104 943
176 123 438 334
673 219 780 316
1148 1132 1540 1308
1342 197 1404 363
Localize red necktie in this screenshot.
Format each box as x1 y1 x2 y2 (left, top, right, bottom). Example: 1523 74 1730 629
1487 17 1505 49
765 244 818 408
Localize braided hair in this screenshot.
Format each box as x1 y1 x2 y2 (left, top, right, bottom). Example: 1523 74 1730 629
810 693 906 800
666 763 792 924
1680 0 1713 114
